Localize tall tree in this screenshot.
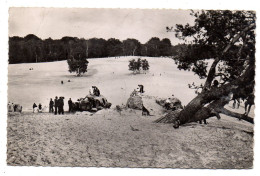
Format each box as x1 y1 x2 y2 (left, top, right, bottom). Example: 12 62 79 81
160 38 172 56
145 37 161 57
122 39 141 56
106 38 123 57
156 10 256 127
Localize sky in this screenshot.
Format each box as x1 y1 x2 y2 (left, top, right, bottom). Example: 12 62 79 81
9 8 195 45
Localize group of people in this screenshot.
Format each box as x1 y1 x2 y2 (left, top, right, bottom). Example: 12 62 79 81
32 103 42 113
31 86 102 114
33 96 72 115
49 96 65 115
8 102 22 112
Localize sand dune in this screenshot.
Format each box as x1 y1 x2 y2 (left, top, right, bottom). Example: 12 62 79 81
7 57 254 168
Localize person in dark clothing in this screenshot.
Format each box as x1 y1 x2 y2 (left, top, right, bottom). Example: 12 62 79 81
68 98 73 113
245 93 254 116
93 86 100 96
33 103 37 113
58 97 64 115
49 98 54 113
38 103 42 113
54 96 59 115
138 85 144 93
212 80 219 88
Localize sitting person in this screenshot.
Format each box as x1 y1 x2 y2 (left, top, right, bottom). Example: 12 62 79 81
130 89 138 97
33 103 37 113
93 86 100 96
165 98 171 110
38 103 42 113
89 86 94 95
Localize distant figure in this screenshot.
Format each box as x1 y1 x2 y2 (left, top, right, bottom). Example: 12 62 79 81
33 103 37 113
245 93 254 116
130 89 138 97
89 86 94 95
93 86 100 96
232 91 241 109
58 97 64 115
61 81 64 84
49 98 54 113
165 98 171 110
38 103 42 113
68 98 73 113
138 85 144 93
54 96 59 115
142 105 150 116
8 102 14 112
212 80 219 88
68 80 71 82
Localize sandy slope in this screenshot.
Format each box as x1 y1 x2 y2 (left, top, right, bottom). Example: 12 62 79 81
7 107 253 168
8 56 206 111
7 57 254 168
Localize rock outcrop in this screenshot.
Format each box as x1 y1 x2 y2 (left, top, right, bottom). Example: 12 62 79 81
74 94 112 112
156 97 183 111
126 95 143 110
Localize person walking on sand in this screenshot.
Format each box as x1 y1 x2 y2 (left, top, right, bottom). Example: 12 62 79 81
54 96 59 115
49 98 54 113
33 103 37 113
68 98 73 113
58 97 64 115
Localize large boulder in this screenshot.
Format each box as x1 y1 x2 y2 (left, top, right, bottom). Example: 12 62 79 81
126 95 143 110
156 97 183 111
75 94 112 112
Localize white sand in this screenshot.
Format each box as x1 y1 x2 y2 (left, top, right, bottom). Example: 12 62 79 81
8 56 205 111
7 108 253 168
7 57 254 168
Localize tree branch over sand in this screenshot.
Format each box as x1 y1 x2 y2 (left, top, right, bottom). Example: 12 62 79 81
156 11 256 127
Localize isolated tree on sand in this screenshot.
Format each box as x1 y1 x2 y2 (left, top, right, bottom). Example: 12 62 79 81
67 54 89 76
129 58 150 74
156 10 255 127
141 59 150 72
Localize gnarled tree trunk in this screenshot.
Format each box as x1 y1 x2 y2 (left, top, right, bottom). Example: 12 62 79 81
155 63 254 127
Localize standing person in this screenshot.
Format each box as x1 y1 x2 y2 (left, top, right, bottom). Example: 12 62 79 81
49 98 54 113
33 103 37 113
68 98 73 113
58 97 64 115
138 85 144 93
245 93 254 116
54 96 59 115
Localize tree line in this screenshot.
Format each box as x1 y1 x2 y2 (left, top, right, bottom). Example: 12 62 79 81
9 35 176 64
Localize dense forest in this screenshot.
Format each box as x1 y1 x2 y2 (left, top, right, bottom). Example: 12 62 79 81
9 34 182 64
